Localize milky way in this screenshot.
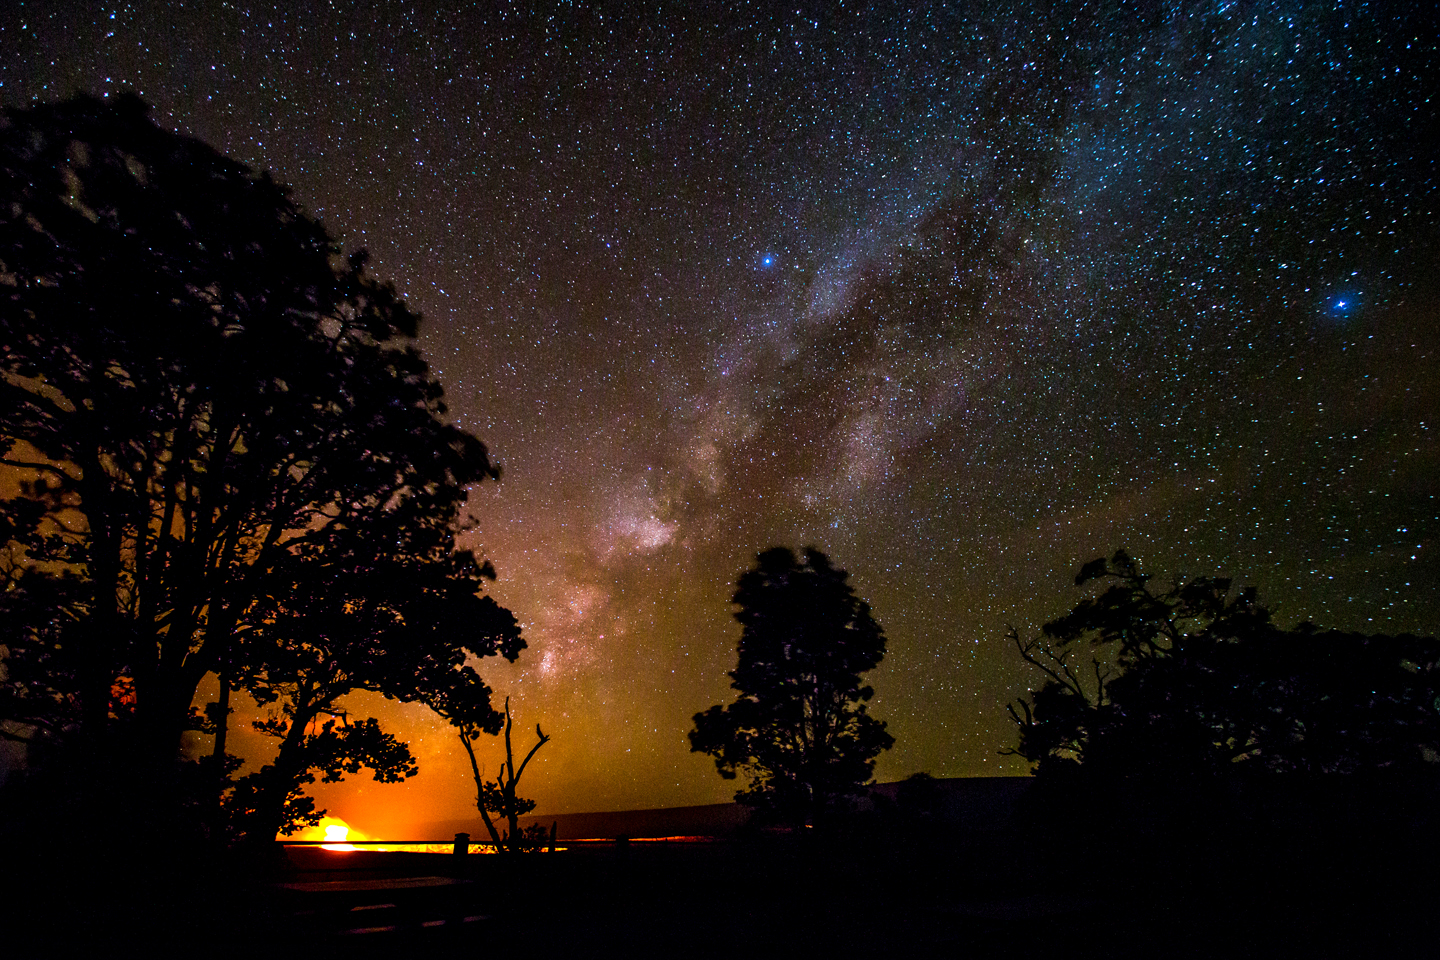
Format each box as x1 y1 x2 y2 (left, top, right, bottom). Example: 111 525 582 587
3 0 1436 831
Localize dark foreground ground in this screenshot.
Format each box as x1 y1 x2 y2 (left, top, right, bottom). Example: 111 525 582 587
5 813 1438 960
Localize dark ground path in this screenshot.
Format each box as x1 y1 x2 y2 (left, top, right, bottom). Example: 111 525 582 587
5 823 1437 959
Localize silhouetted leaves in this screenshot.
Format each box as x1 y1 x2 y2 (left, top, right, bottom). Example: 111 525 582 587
0 94 518 835
1008 550 1440 788
226 716 417 837
690 547 894 826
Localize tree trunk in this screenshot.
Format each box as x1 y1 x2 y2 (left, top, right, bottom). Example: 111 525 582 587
247 704 319 845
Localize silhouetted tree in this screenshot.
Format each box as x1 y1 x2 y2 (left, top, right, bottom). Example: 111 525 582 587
0 485 91 757
429 694 550 853
1007 550 1440 788
220 548 521 841
0 94 512 829
224 716 417 838
690 547 894 826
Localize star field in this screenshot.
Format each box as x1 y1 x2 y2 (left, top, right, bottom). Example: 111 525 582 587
2 0 1436 832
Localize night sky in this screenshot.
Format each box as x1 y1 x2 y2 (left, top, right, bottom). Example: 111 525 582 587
3 0 1436 834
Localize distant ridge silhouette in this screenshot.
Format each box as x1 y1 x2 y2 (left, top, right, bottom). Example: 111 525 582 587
411 776 1030 841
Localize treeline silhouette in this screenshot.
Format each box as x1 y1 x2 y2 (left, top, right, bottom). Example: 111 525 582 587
1007 550 1440 809
998 551 1440 958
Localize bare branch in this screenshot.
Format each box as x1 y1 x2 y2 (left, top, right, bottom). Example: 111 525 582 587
0 457 78 482
1010 626 1092 701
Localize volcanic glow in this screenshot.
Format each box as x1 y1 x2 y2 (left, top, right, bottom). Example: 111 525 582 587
321 825 354 851
280 814 489 853
284 816 362 850
7 2 1435 822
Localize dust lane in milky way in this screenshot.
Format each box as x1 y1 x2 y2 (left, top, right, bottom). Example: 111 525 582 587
3 0 1436 827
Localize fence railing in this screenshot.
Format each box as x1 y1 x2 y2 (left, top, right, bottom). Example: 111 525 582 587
278 834 728 853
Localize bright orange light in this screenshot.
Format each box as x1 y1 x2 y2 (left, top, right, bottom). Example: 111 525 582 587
321 822 356 851
286 815 363 850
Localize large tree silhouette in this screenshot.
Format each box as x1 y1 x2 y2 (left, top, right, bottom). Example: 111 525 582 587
0 94 516 827
690 547 894 826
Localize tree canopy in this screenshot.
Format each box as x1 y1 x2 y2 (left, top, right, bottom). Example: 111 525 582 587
222 511 523 840
1007 550 1440 787
0 93 520 832
690 547 894 825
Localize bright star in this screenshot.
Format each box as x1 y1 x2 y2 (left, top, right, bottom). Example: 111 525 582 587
1328 294 1358 316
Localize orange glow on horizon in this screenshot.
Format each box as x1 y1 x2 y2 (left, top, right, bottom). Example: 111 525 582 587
286 815 363 849
321 823 354 850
